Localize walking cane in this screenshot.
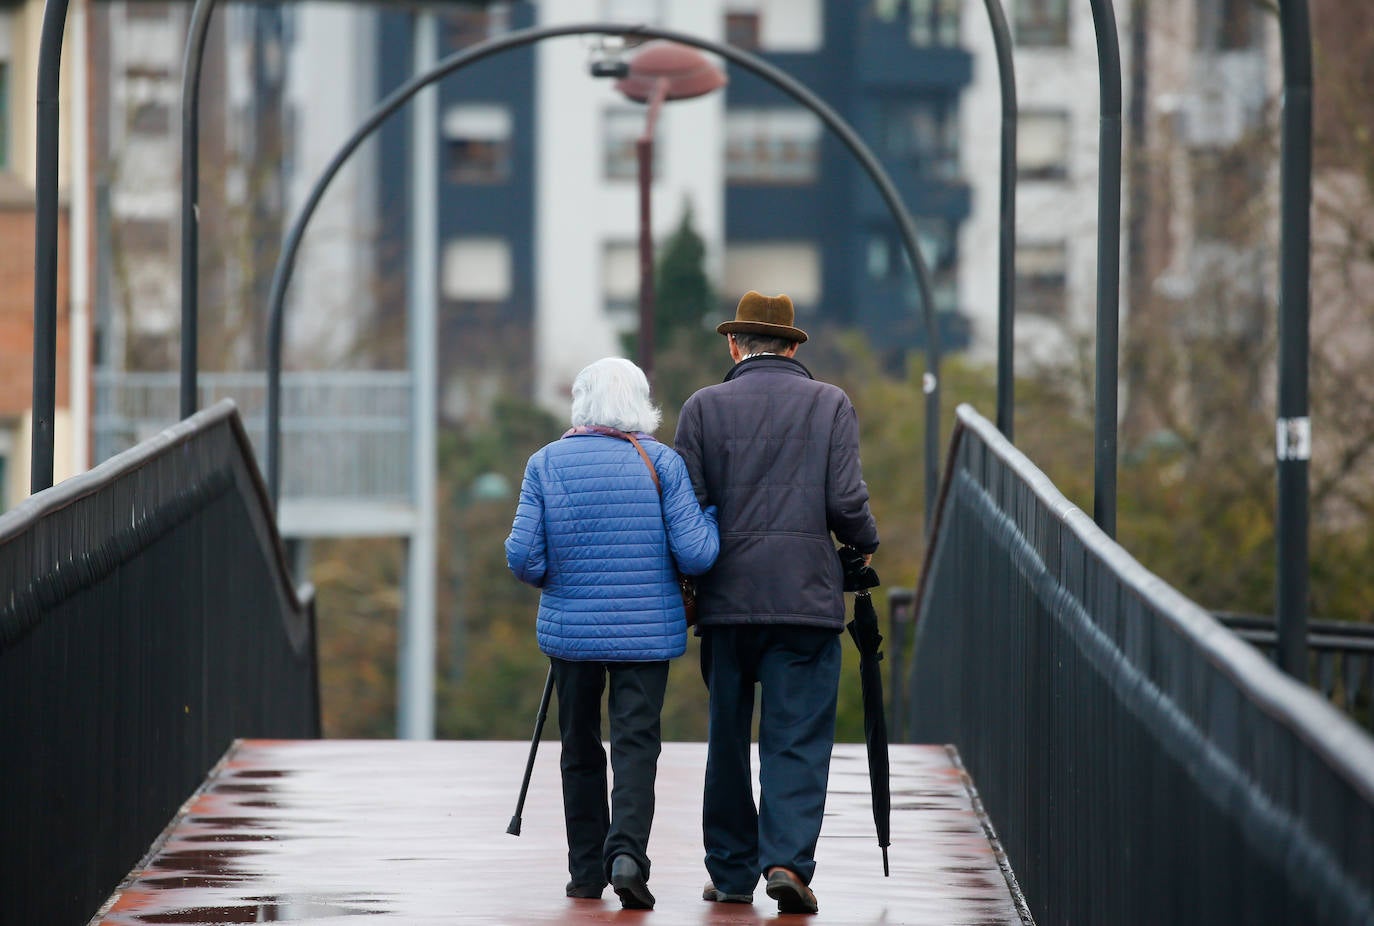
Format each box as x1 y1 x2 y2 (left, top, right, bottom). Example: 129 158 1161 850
506 664 554 836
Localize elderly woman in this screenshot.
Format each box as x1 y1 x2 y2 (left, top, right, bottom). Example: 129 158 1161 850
505 357 719 910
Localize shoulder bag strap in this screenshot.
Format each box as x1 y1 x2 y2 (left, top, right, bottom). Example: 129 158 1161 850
620 432 661 495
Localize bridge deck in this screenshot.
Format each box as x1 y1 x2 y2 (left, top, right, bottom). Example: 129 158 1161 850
94 740 1028 925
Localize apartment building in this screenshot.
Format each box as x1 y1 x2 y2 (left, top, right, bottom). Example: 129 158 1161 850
370 0 975 416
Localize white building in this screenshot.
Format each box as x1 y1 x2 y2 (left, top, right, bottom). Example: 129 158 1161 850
959 0 1133 368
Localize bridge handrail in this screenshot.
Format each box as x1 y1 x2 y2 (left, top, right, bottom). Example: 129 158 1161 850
908 402 1374 924
0 399 320 925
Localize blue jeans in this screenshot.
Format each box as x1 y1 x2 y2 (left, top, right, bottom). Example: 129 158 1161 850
699 625 842 894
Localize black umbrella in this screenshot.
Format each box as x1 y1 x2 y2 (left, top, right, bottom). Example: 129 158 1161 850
839 545 890 876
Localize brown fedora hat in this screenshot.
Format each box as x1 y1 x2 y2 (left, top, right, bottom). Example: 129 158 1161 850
716 291 808 343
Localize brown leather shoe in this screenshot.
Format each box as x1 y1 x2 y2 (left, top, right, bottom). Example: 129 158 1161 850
765 867 818 914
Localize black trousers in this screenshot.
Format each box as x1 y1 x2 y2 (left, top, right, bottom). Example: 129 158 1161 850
699 624 842 895
551 657 669 889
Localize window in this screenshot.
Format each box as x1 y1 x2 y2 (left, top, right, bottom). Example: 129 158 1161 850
444 3 511 51
879 98 960 181
443 237 512 302
726 0 822 52
129 100 171 136
0 61 8 170
726 108 822 184
870 220 959 313
604 107 656 181
1017 109 1070 181
872 0 960 47
1016 241 1068 317
1189 148 1256 241
1197 0 1257 50
120 219 172 254
724 243 821 307
602 242 640 328
725 12 761 49
1015 0 1069 47
443 104 511 184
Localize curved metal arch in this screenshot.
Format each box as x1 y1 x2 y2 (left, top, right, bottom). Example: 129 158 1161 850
1088 0 1124 538
31 0 71 493
980 0 1018 441
180 0 218 419
263 22 944 525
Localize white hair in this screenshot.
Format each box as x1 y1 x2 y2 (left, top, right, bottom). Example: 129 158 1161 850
569 357 662 434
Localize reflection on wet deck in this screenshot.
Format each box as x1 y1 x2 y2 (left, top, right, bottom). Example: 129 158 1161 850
94 740 1029 925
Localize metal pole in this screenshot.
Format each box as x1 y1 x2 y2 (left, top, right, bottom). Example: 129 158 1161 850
1275 0 1312 679
180 0 217 419
399 9 439 740
984 0 1017 441
1088 0 1123 539
264 24 940 521
69 0 91 473
636 80 666 386
31 0 71 494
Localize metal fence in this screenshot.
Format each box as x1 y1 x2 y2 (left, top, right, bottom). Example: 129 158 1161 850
1218 613 1374 732
94 370 412 502
905 404 1374 925
0 401 320 926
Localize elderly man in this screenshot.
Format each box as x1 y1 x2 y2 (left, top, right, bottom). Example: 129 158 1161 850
674 291 879 915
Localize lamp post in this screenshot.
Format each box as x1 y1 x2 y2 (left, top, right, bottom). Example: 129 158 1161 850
608 42 725 385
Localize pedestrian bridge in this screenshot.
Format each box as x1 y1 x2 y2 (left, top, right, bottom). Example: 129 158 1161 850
3 401 1373 925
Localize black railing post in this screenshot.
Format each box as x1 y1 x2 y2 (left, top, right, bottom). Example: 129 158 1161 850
180 0 217 419
1088 0 1123 538
983 0 1018 441
887 587 915 741
265 24 942 517
31 0 71 494
1275 0 1312 679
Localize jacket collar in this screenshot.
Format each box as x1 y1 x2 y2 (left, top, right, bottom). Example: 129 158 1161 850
561 424 658 442
723 353 815 383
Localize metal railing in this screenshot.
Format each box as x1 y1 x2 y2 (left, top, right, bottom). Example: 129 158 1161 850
0 401 320 926
904 403 1374 925
1218 613 1374 731
94 370 411 502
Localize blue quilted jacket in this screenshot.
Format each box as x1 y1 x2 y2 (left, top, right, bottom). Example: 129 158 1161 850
505 431 720 661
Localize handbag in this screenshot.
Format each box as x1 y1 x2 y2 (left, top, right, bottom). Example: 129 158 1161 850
583 426 698 626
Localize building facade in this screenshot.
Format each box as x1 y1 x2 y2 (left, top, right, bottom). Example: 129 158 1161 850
0 1 81 509
371 0 975 417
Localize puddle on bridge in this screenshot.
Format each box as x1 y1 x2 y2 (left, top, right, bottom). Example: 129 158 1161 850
94 740 1027 925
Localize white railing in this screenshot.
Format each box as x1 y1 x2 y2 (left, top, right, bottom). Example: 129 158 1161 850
94 370 413 503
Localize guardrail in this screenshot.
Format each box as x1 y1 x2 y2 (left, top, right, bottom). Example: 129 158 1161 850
904 403 1374 925
1217 612 1374 731
0 401 320 926
94 370 411 501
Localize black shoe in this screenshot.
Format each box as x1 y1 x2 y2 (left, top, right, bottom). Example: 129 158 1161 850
702 880 753 904
565 880 605 899
610 855 655 910
765 867 818 915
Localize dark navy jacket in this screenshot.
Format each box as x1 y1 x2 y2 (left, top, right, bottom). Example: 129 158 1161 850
506 432 719 661
674 355 879 631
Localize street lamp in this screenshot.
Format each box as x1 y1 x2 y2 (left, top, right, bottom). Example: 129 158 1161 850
603 41 725 385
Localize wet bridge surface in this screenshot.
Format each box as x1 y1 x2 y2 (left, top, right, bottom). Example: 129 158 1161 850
94 740 1030 925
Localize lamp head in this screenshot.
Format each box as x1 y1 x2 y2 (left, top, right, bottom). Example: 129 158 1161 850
613 41 727 103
